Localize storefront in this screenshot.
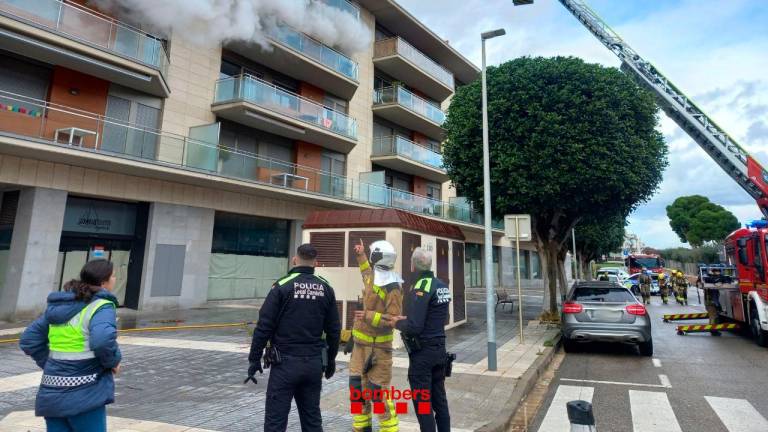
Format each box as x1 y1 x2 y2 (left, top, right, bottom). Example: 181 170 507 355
55 196 148 308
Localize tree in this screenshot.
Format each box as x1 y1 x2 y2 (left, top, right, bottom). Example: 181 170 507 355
666 196 740 247
575 213 627 279
443 56 667 313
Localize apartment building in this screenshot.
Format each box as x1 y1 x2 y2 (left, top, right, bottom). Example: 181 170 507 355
0 0 537 320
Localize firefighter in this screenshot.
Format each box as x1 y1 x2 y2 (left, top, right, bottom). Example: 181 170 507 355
349 239 403 432
658 272 669 304
391 247 452 432
675 271 688 306
247 244 341 432
638 269 652 305
704 268 722 336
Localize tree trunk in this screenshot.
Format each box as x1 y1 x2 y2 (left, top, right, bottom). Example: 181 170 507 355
544 241 560 313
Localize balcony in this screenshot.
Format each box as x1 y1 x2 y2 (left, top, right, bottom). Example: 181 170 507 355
374 37 455 101
371 136 448 183
373 85 445 140
0 0 169 97
0 90 499 230
318 0 360 19
227 23 358 99
212 74 357 153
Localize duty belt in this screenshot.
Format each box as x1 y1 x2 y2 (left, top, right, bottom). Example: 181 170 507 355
41 373 99 387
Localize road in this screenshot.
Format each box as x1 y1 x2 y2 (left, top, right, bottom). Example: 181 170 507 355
530 288 768 432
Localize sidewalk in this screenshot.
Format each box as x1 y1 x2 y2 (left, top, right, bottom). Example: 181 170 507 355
0 298 557 431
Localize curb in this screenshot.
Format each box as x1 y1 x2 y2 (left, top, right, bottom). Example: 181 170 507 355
476 332 562 432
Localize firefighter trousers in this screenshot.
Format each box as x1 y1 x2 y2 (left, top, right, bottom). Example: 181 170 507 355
639 284 651 304
349 344 398 432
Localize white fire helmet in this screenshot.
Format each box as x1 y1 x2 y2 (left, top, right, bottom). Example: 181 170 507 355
369 240 403 286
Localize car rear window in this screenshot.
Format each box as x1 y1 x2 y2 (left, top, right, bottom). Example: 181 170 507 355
572 287 635 302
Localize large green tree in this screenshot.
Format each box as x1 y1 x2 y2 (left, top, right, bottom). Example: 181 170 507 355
666 196 740 246
443 57 667 313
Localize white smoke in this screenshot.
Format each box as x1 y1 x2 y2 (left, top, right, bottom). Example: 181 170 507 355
88 0 371 54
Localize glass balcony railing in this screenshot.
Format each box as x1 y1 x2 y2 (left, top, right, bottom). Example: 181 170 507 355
214 74 358 140
270 23 358 81
317 0 360 19
374 85 446 125
374 37 455 90
0 0 168 76
372 136 444 171
0 91 500 229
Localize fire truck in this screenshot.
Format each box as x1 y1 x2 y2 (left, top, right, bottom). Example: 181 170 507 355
625 253 664 276
554 0 768 345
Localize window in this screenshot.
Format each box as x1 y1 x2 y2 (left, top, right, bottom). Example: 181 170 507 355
426 182 442 201
324 94 348 114
0 53 51 111
310 232 345 267
531 251 542 279
572 287 635 303
211 212 289 257
103 88 161 158
220 59 242 79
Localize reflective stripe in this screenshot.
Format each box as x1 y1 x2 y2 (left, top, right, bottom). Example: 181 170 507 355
415 278 432 293
372 312 382 327
353 412 372 428
278 273 300 285
41 373 98 387
49 350 96 360
359 261 370 271
372 285 387 301
352 329 393 343
316 275 330 285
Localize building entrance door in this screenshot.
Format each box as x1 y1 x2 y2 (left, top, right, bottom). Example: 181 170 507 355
55 238 134 306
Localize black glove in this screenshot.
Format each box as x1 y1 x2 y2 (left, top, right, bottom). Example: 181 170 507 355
244 361 263 385
324 359 336 380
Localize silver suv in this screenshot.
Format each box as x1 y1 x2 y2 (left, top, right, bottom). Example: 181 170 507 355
561 281 653 356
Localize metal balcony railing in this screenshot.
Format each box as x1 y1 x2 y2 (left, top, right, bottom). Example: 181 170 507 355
373 85 446 125
0 0 168 76
0 90 500 228
372 135 444 170
270 23 358 81
214 74 358 140
374 37 455 90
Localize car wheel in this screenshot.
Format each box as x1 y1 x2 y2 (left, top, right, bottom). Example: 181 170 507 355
750 305 768 347
562 336 576 353
639 338 653 356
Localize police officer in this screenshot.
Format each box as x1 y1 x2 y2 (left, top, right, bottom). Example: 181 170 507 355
247 244 341 432
391 247 451 432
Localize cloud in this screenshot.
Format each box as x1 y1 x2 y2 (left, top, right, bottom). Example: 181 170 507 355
399 0 767 248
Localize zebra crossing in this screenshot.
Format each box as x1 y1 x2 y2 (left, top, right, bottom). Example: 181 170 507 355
537 385 768 432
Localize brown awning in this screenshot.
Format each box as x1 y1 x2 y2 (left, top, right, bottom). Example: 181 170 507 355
303 209 465 240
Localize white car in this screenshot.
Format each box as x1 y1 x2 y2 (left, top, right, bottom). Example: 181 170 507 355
624 273 660 295
596 267 630 282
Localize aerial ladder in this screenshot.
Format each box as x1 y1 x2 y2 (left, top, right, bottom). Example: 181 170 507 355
557 0 768 219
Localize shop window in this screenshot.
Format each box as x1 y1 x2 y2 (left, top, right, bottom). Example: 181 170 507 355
211 212 289 257
347 231 386 267
531 251 542 279
310 231 345 267
0 191 19 250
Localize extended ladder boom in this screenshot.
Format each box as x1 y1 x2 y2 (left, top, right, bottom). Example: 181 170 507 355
558 0 768 217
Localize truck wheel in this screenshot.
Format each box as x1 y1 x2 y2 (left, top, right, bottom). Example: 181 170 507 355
639 338 653 356
750 305 768 347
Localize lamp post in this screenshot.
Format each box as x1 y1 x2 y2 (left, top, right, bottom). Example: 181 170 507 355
481 28 505 371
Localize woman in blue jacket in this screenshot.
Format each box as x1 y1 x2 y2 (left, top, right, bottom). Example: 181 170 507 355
20 259 121 432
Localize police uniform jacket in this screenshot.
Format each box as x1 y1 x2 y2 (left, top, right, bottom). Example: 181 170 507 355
249 266 341 360
396 271 451 341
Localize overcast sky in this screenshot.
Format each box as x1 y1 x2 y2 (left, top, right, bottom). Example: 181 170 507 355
398 0 768 248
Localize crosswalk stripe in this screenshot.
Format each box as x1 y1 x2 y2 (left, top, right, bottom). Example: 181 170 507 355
0 372 41 393
706 396 768 432
629 390 682 432
537 385 594 432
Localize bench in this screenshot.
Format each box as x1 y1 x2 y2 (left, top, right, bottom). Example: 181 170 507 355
496 289 516 312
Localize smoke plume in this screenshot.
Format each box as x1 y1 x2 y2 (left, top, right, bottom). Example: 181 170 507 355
88 0 371 54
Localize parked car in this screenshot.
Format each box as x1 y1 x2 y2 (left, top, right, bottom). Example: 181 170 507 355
561 281 653 356
624 272 660 295
596 267 630 282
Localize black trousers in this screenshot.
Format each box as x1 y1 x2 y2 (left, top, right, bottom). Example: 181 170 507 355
407 343 450 432
264 354 324 432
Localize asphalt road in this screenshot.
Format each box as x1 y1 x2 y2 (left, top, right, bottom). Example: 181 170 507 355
530 288 768 432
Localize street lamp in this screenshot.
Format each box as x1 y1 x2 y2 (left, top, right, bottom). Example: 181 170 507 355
481 27 505 372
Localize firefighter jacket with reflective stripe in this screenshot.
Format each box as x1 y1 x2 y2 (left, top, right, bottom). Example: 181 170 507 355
396 271 450 340
249 266 341 359
352 254 403 348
